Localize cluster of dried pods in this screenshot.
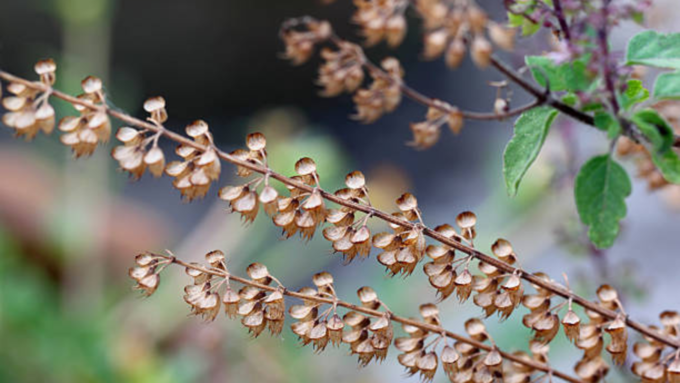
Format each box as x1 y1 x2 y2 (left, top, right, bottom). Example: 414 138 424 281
129 250 575 383
2 60 680 382
280 15 524 149
350 0 515 68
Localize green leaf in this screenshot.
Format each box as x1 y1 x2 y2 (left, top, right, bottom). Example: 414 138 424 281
619 80 649 111
627 31 680 69
594 112 622 139
507 12 541 36
631 109 675 153
575 155 632 249
525 56 589 92
503 107 559 197
653 71 680 100
562 93 578 106
651 149 680 184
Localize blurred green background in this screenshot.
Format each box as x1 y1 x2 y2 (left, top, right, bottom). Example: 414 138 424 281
1 1 679 382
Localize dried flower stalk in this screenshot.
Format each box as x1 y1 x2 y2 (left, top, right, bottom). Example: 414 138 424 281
1 62 679 382
131 250 582 383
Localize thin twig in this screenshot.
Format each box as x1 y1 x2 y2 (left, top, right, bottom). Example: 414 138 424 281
0 69 677 350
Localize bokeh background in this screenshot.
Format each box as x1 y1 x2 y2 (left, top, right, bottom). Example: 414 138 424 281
0 1 679 382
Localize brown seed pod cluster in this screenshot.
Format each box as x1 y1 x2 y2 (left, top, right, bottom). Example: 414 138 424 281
1 59 56 140
182 251 286 335
281 21 404 124
352 0 408 47
352 57 403 123
128 252 169 296
280 17 332 65
396 305 550 382
414 0 515 69
165 120 221 201
220 135 326 234
58 76 111 157
129 251 576 382
373 193 429 276
631 311 680 382
323 170 373 262
318 42 365 97
410 101 464 149
280 17 520 150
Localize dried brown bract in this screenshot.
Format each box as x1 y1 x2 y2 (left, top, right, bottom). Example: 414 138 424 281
2 59 55 140
352 0 408 47
58 75 111 157
415 0 515 69
280 17 332 65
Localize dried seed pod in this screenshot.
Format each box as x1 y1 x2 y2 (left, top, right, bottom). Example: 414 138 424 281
562 309 581 343
205 250 226 269
465 318 487 341
445 39 466 69
416 351 438 382
144 96 167 124
423 29 448 59
345 170 366 190
471 36 492 69
467 6 488 33
491 238 517 264
135 274 160 296
144 147 165 177
246 262 271 284
222 288 241 318
246 132 266 151
454 269 473 302
456 211 477 240
596 284 619 310
357 286 380 309
295 157 317 176
35 58 57 85
327 314 345 346
441 345 459 377
488 23 516 51
532 312 559 343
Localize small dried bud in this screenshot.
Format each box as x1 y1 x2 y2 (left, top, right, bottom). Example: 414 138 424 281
246 262 271 283
562 309 581 343
246 132 267 151
345 170 366 189
488 23 516 51
456 211 477 240
471 36 492 69
445 39 466 68
295 157 317 176
144 96 168 124
423 30 448 60
447 109 464 135
144 147 165 177
186 120 209 138
467 6 488 34
81 76 103 94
